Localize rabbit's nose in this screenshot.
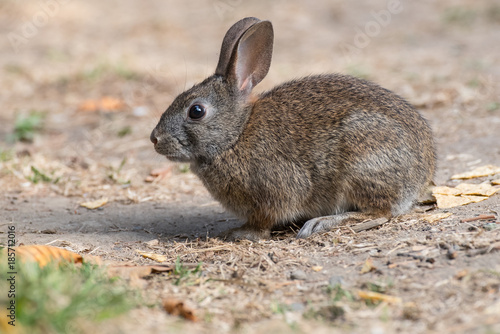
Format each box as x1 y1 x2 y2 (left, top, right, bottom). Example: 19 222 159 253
150 129 158 145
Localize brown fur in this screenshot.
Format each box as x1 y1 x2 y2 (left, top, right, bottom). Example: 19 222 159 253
151 18 436 240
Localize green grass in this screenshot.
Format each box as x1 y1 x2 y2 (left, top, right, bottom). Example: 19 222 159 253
107 158 131 185
79 63 138 82
442 7 476 27
27 166 60 184
117 126 132 137
0 148 13 162
326 284 354 302
178 164 190 173
0 260 139 334
486 101 499 112
10 111 45 142
172 257 202 286
345 64 370 80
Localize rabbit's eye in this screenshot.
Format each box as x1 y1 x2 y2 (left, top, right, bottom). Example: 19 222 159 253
188 104 206 120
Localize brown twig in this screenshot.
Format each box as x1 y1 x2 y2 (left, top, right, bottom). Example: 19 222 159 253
460 214 496 223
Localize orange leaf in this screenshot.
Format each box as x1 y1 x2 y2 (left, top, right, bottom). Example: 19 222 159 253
162 298 198 322
78 96 125 112
99 96 125 111
14 245 83 267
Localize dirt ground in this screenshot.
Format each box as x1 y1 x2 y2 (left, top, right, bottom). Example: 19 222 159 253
1 0 500 333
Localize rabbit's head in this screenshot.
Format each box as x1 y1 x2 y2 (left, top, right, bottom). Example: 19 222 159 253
150 17 273 162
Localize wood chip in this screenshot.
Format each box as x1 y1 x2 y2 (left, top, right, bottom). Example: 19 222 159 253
451 165 500 179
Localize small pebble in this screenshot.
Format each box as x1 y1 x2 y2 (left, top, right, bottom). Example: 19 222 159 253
328 275 346 287
289 302 305 312
290 270 307 281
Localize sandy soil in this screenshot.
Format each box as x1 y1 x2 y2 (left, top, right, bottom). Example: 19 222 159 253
1 0 500 333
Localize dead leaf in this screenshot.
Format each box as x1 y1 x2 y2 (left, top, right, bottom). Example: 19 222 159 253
6 245 83 267
434 194 487 209
360 258 377 274
358 290 402 304
146 166 173 182
421 212 453 224
162 298 198 322
78 96 125 112
432 183 498 209
451 165 500 180
80 198 108 209
136 250 168 262
455 183 500 196
492 179 500 185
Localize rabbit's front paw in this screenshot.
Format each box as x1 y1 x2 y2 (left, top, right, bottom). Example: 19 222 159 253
218 226 270 242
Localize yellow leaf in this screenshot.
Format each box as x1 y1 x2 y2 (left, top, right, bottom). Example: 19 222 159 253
358 290 402 304
311 266 323 272
451 165 500 180
136 250 168 262
80 198 108 209
433 194 487 209
455 183 500 196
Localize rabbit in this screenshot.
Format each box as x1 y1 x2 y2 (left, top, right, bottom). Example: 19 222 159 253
150 17 436 241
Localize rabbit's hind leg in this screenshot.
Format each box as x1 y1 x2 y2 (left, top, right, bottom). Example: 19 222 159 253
296 212 388 238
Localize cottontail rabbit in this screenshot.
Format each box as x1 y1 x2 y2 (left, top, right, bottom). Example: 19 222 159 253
150 17 436 240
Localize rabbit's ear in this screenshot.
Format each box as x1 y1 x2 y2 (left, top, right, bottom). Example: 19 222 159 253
215 18 273 93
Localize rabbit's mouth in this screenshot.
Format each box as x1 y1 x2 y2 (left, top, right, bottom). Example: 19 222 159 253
154 145 192 162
